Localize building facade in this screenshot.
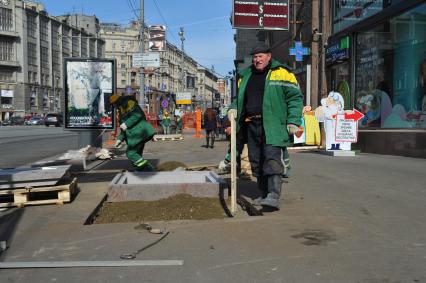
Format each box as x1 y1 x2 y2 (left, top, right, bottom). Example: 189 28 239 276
100 21 221 115
0 0 105 121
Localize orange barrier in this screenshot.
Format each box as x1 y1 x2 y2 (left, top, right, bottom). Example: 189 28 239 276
193 109 203 138
145 112 158 129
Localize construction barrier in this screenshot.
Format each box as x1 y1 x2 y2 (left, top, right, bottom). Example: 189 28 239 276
145 112 158 129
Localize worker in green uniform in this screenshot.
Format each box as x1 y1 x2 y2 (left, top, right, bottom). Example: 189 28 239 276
160 111 171 135
110 93 156 170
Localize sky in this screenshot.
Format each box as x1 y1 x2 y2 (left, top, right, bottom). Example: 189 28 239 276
37 0 236 77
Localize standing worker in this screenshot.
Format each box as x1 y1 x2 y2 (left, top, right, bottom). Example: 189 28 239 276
203 104 218 148
160 111 171 135
110 94 156 170
227 43 303 210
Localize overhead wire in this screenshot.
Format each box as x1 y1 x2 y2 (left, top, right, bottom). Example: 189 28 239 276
151 0 179 44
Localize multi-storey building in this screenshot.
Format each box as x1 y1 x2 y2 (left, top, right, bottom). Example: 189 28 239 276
0 0 105 121
100 21 219 114
197 66 218 109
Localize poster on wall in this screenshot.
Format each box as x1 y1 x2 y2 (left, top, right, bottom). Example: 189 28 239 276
64 58 115 129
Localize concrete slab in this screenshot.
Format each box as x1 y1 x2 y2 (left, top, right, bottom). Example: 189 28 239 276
0 165 71 189
108 171 227 202
319 150 356 157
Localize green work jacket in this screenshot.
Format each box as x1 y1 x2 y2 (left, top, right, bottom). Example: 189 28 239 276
117 96 155 147
229 59 303 147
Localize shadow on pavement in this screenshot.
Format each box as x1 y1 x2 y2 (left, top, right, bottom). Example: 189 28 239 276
0 208 24 261
77 158 160 184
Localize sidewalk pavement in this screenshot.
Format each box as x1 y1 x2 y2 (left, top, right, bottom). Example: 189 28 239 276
0 131 425 283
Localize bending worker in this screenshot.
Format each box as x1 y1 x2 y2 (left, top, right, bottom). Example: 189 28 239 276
110 93 156 170
227 43 303 210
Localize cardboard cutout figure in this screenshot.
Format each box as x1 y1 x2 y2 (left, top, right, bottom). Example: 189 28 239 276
315 91 351 151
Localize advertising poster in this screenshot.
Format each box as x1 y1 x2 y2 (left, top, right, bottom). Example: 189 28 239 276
148 25 166 52
64 59 115 129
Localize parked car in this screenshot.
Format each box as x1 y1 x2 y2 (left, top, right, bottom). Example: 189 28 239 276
44 113 63 127
25 116 44 125
1 116 25 126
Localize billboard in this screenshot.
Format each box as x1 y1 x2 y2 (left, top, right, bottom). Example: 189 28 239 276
64 58 115 129
148 25 166 52
333 0 383 33
232 0 289 30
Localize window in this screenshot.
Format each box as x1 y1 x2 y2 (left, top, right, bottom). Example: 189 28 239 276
121 79 126 85
40 18 49 43
355 4 426 129
0 40 13 61
0 7 13 31
27 14 37 38
28 43 37 66
121 63 126 68
0 72 13 82
41 46 49 67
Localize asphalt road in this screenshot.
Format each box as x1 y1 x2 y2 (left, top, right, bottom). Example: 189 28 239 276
0 126 78 168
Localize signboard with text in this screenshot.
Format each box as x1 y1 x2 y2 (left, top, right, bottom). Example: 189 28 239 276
335 110 364 143
232 0 289 30
176 92 192 105
132 53 160 68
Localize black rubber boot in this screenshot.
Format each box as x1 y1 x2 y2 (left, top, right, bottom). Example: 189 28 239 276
210 135 215 148
260 175 282 210
252 176 268 206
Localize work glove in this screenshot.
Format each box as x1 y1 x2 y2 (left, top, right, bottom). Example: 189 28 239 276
120 123 128 131
227 109 237 119
115 139 123 149
287 124 300 135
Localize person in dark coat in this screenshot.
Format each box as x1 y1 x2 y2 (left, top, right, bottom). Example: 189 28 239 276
203 106 218 148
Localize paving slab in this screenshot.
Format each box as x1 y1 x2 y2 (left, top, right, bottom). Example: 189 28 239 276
108 171 227 202
0 165 71 189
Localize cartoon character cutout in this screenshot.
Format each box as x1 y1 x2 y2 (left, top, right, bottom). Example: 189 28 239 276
315 91 351 151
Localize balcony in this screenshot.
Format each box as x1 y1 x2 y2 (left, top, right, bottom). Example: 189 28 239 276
0 30 19 38
0 60 20 68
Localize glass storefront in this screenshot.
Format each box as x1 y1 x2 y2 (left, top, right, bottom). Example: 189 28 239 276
330 62 351 110
355 3 426 128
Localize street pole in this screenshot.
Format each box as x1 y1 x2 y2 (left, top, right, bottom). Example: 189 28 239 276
179 27 185 92
139 0 145 109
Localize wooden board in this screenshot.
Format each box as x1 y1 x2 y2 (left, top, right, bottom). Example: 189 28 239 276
0 178 77 208
153 134 183 141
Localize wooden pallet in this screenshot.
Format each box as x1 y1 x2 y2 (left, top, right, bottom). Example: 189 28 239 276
153 134 184 141
0 178 78 208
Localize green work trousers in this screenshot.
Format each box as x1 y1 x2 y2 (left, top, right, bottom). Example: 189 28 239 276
126 142 146 165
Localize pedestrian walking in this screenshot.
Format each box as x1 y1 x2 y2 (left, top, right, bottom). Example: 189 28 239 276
203 104 218 148
110 93 156 170
227 43 303 210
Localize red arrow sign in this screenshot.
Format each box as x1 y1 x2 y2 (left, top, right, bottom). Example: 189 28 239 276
344 109 364 122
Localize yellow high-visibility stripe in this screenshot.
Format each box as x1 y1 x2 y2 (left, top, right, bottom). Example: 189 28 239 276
269 67 298 85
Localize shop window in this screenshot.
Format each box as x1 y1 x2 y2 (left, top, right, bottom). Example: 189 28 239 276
355 4 426 129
